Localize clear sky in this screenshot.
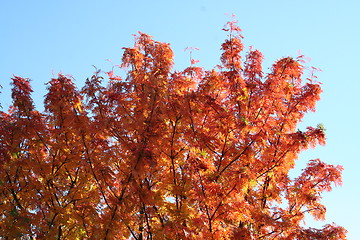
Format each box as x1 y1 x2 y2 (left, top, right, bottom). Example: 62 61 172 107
1 0 359 238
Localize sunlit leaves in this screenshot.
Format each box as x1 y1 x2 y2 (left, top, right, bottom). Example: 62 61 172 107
0 20 346 239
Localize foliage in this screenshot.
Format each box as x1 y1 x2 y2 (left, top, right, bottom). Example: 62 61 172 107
0 20 346 239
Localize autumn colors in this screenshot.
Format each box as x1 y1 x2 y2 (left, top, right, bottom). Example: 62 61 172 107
0 20 346 239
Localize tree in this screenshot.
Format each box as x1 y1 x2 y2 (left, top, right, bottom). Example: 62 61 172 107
0 20 346 239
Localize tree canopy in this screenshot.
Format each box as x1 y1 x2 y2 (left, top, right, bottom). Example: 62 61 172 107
0 20 346 239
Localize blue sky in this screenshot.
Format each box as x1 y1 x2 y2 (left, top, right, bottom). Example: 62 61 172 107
1 0 359 238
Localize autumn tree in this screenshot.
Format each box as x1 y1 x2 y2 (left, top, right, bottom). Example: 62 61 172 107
0 20 347 239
